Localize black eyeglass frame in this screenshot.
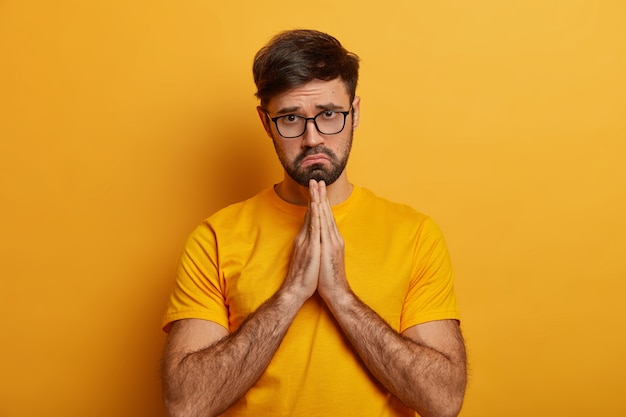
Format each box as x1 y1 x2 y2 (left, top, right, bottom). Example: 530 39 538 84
263 106 353 139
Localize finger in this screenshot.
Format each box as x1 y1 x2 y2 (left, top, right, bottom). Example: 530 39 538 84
318 180 326 202
309 179 320 204
307 181 321 238
318 205 336 251
309 199 321 244
318 206 330 251
318 182 339 238
319 181 334 230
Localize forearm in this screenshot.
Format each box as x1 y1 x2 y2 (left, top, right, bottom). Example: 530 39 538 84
163 290 303 417
326 292 466 417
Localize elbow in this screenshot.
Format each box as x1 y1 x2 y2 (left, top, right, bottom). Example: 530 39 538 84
417 401 463 417
439 396 464 417
162 374 187 417
163 391 223 417
413 382 466 417
164 399 215 417
434 382 466 417
162 382 201 417
431 363 466 417
163 394 188 417
418 400 463 417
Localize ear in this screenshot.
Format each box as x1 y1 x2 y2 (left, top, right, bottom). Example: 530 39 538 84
351 96 361 130
257 106 273 138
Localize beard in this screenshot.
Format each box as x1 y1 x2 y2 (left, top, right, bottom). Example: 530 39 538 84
272 130 353 187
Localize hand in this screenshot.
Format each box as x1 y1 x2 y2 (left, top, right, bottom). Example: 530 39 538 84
281 179 322 303
315 181 350 303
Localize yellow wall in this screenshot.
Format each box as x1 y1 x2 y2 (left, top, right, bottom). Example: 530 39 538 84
1 1 625 416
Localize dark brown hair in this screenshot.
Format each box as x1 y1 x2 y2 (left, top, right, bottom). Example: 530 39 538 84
253 29 360 107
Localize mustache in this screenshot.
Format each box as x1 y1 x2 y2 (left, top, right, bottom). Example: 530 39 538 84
294 146 337 165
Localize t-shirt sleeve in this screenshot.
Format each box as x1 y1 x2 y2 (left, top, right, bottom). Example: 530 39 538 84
161 221 229 333
400 217 460 331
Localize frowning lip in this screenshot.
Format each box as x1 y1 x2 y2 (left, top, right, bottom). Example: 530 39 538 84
300 154 330 167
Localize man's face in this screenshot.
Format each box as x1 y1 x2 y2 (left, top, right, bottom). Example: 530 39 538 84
258 78 360 187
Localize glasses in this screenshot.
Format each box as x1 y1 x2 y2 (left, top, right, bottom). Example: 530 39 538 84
265 107 352 139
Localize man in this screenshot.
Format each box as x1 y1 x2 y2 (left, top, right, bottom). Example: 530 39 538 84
161 29 466 417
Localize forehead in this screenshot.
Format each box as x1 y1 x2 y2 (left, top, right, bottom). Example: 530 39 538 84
266 78 350 112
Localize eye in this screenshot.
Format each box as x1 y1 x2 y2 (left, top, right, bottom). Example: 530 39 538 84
321 110 337 119
283 114 301 124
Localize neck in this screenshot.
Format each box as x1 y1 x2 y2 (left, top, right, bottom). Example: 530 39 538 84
275 171 353 206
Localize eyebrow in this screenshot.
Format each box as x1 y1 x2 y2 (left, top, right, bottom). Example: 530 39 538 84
274 103 346 115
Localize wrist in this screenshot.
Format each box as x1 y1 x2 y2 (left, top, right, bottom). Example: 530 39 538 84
276 282 313 309
320 284 355 311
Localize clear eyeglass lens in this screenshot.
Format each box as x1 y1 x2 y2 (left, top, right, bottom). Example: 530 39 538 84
276 117 305 137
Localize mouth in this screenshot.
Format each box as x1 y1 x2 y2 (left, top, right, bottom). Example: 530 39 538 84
300 154 330 167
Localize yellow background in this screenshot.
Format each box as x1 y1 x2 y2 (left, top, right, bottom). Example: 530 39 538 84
1 1 625 416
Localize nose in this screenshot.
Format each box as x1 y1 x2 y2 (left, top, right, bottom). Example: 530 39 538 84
301 119 325 148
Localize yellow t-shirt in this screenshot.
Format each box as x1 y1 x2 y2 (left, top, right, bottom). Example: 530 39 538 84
163 185 460 417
